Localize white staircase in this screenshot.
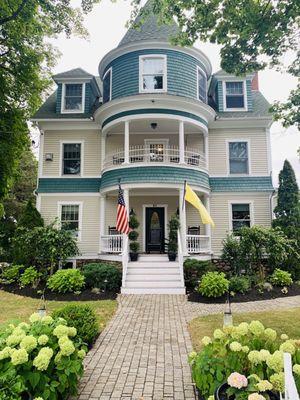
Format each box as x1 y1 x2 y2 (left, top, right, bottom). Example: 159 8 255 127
121 254 186 294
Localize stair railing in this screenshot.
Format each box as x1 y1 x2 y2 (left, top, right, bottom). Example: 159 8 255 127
281 353 299 400
121 234 129 288
177 229 185 286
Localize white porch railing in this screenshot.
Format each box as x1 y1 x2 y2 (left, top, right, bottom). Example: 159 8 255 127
186 235 211 253
177 229 185 286
101 235 123 253
103 145 207 170
282 353 300 400
121 234 129 288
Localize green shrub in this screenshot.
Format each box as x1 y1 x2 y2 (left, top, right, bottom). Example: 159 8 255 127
83 263 121 291
0 264 24 284
19 266 41 288
229 275 251 294
18 200 44 229
0 313 86 399
128 231 138 241
129 242 140 253
270 268 293 287
52 304 98 346
47 268 85 293
198 271 229 298
189 321 300 399
184 258 214 288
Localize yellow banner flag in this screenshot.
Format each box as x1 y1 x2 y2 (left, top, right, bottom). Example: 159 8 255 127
184 183 215 227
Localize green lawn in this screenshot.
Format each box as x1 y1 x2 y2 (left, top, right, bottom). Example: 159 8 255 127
189 308 300 352
0 290 117 331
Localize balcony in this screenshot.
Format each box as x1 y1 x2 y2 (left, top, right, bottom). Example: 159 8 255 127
103 145 207 170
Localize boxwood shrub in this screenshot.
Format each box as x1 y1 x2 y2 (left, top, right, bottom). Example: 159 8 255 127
83 263 121 292
52 304 98 346
229 275 251 294
183 258 214 289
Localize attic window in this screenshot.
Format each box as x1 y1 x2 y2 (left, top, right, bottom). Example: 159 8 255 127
139 55 167 93
224 81 246 110
62 83 85 113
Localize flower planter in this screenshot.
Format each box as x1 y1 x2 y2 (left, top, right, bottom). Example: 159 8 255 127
129 252 139 262
215 383 280 400
168 252 177 261
22 392 33 400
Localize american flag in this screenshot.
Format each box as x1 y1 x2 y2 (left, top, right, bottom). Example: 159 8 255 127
116 185 130 235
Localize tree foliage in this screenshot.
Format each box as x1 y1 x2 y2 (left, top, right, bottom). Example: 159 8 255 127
0 0 101 206
131 0 300 128
18 200 44 229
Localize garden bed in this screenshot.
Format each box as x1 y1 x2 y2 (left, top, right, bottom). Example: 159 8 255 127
187 283 300 304
1 284 118 301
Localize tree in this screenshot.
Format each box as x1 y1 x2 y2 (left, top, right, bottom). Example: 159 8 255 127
273 160 300 241
0 0 101 209
18 200 44 229
130 0 300 128
3 145 37 221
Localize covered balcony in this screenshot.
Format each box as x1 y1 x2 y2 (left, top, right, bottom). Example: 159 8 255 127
101 117 208 172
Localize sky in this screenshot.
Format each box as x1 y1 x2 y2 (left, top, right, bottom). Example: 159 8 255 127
42 0 300 186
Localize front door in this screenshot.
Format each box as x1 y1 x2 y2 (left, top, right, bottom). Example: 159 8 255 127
146 207 165 253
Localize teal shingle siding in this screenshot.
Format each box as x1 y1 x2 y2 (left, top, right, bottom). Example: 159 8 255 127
37 178 101 193
101 166 210 189
104 49 208 103
216 80 253 112
209 176 274 192
246 80 253 111
102 108 208 128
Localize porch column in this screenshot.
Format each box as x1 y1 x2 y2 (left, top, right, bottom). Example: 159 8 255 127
101 132 106 170
204 134 209 169
204 195 211 252
179 188 188 254
179 120 185 164
124 121 130 164
99 194 106 253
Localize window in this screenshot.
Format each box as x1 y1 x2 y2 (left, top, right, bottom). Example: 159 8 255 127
103 68 112 103
140 55 167 92
61 204 80 238
62 83 84 112
225 81 245 109
229 141 249 174
231 203 251 232
197 67 207 103
62 143 81 175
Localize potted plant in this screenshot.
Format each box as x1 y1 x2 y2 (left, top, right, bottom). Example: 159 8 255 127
129 212 140 262
167 214 180 262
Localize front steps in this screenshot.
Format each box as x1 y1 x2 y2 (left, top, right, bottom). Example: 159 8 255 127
121 254 186 294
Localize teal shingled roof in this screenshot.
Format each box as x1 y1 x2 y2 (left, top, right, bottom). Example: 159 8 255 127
209 176 274 192
118 0 179 47
53 68 94 80
101 166 209 189
37 178 101 193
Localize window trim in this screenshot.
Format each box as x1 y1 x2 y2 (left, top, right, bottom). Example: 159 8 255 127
61 82 86 114
222 80 248 111
139 54 167 93
102 67 112 103
57 201 83 242
228 200 254 232
60 140 84 177
196 66 207 103
226 139 251 176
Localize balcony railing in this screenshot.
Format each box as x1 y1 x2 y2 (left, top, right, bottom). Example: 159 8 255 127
103 145 207 170
186 235 211 253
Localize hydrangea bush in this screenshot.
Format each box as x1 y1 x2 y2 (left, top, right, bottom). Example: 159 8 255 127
189 320 300 399
0 313 87 399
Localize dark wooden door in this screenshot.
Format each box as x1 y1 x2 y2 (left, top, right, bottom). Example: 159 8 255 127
146 207 165 253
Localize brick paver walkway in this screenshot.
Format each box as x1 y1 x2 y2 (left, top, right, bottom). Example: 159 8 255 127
75 294 300 400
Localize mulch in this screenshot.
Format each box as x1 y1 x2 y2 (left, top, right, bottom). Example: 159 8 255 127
187 283 300 304
0 284 118 301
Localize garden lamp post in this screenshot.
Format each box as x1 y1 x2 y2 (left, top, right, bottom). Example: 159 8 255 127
38 290 47 317
223 292 233 327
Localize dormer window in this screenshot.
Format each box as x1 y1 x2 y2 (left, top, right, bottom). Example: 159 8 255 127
139 55 167 93
197 67 207 103
224 81 246 110
103 68 112 103
62 83 85 113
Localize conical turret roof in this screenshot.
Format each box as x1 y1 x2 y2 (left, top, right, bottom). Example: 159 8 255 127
118 0 179 47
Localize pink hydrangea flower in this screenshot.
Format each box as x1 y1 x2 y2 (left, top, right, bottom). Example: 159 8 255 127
227 372 248 389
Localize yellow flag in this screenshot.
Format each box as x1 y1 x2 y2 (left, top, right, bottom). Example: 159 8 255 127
184 183 215 227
